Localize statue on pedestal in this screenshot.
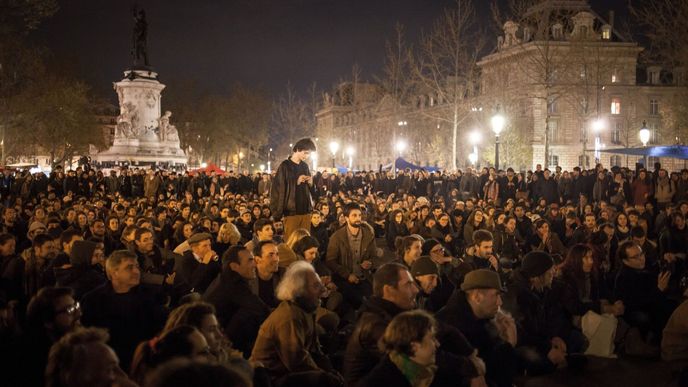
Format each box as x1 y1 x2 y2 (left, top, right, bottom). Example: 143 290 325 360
158 111 179 142
131 6 149 67
116 102 138 139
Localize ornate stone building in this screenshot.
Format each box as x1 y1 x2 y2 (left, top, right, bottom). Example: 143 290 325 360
315 0 687 171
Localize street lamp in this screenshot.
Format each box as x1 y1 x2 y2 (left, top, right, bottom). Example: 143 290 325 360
468 152 478 166
267 148 273 173
491 110 505 169
393 139 407 177
592 119 604 164
345 145 355 170
469 130 482 167
329 141 339 169
639 120 650 168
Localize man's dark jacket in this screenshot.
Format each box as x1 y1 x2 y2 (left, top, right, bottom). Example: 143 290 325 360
174 250 221 294
437 290 516 387
269 157 316 220
203 269 271 356
81 283 168 369
344 296 406 385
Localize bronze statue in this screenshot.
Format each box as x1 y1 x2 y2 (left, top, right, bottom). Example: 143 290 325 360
131 6 149 67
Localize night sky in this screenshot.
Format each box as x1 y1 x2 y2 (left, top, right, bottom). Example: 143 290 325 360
34 0 629 101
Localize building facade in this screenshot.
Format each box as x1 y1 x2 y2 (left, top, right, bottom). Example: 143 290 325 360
315 0 687 171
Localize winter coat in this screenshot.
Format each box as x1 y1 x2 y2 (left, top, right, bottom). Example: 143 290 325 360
631 178 653 206
559 269 602 318
508 271 572 355
144 175 162 198
436 290 516 387
173 250 221 294
269 158 316 219
326 224 377 281
203 269 270 356
250 301 324 382
81 283 168 368
343 296 406 385
655 176 675 204
538 177 559 204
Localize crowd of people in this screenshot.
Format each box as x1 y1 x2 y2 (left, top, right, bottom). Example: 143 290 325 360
1 137 687 387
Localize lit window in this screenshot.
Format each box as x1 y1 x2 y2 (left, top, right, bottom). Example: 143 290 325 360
602 26 611 40
610 98 621 114
650 99 659 115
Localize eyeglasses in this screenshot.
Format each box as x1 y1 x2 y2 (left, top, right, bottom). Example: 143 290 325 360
56 302 80 316
430 247 445 255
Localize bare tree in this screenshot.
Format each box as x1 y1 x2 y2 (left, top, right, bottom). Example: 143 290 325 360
490 0 585 167
631 0 688 144
374 23 416 167
414 0 485 170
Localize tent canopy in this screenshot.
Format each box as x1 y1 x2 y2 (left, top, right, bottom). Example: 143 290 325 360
385 157 439 172
599 145 688 160
190 163 225 175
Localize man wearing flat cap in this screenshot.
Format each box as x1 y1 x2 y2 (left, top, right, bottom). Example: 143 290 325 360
437 269 517 386
509 251 578 375
174 232 221 294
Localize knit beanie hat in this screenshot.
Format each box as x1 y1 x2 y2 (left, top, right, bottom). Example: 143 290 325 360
411 256 440 277
421 239 442 256
521 251 554 278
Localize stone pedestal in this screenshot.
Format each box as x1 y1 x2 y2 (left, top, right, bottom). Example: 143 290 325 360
93 69 187 167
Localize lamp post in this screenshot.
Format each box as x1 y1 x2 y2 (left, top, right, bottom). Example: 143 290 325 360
329 141 339 169
311 152 318 172
468 130 482 168
491 110 505 169
639 120 650 169
393 139 407 177
592 119 604 164
267 147 273 173
345 145 355 170
468 152 478 166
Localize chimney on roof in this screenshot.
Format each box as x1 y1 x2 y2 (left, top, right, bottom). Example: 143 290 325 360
609 11 615 31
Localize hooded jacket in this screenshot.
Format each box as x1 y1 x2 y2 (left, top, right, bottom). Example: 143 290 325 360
55 240 106 300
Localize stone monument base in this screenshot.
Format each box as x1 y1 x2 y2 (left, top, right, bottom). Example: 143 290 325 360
92 68 188 169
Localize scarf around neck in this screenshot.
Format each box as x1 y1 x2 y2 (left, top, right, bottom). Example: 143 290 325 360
389 351 437 387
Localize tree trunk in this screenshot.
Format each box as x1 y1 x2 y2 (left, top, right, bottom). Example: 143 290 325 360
544 115 550 169
452 106 458 171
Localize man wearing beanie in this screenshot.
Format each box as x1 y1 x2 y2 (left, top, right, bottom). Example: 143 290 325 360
509 251 578 375
410 256 440 311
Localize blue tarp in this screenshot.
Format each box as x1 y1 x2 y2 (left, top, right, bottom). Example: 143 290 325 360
599 145 688 160
336 165 349 174
383 157 439 172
